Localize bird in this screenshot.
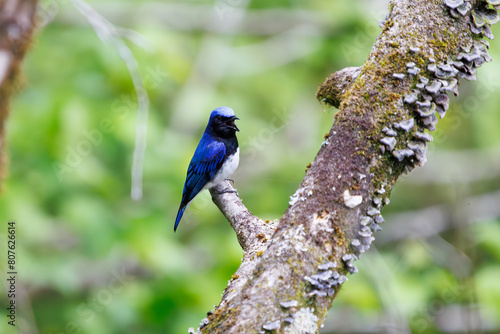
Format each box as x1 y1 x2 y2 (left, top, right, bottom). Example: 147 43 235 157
174 106 240 231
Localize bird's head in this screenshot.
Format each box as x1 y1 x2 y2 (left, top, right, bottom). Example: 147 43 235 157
208 106 240 137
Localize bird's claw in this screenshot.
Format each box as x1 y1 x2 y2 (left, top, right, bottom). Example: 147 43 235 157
225 178 235 184
213 188 238 196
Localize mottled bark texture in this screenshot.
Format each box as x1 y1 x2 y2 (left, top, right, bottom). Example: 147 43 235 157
198 0 497 333
0 0 38 187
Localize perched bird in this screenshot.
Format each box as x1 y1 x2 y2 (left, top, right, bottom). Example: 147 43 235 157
174 106 240 231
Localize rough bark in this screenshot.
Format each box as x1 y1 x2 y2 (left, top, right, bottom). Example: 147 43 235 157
195 0 499 333
0 0 38 186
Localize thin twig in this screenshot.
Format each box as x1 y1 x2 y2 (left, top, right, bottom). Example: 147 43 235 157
68 0 150 200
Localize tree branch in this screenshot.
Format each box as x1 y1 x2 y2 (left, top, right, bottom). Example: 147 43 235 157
68 0 151 201
197 0 499 333
209 181 278 251
0 0 38 187
316 66 362 109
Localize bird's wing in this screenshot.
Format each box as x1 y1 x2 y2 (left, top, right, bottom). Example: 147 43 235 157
181 139 226 205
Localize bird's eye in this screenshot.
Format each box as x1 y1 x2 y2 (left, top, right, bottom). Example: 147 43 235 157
215 115 222 121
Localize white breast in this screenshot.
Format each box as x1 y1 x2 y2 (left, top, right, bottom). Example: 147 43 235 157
206 148 239 189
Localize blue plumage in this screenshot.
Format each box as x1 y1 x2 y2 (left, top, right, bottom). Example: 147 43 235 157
174 106 240 231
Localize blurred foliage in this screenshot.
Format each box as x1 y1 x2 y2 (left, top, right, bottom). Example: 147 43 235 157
0 0 499 333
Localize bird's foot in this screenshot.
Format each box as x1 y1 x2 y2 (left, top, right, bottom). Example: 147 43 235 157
213 188 238 196
225 178 235 184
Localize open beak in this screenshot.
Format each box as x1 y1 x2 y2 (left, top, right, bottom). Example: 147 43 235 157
227 116 240 132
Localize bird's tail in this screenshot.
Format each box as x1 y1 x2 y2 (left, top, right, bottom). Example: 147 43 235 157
174 206 186 232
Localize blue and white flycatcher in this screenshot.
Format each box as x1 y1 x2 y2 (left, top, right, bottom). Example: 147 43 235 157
174 106 240 231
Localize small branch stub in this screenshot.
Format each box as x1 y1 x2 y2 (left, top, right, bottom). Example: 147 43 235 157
316 66 362 108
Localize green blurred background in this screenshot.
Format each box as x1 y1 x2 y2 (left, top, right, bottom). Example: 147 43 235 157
1 0 500 333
